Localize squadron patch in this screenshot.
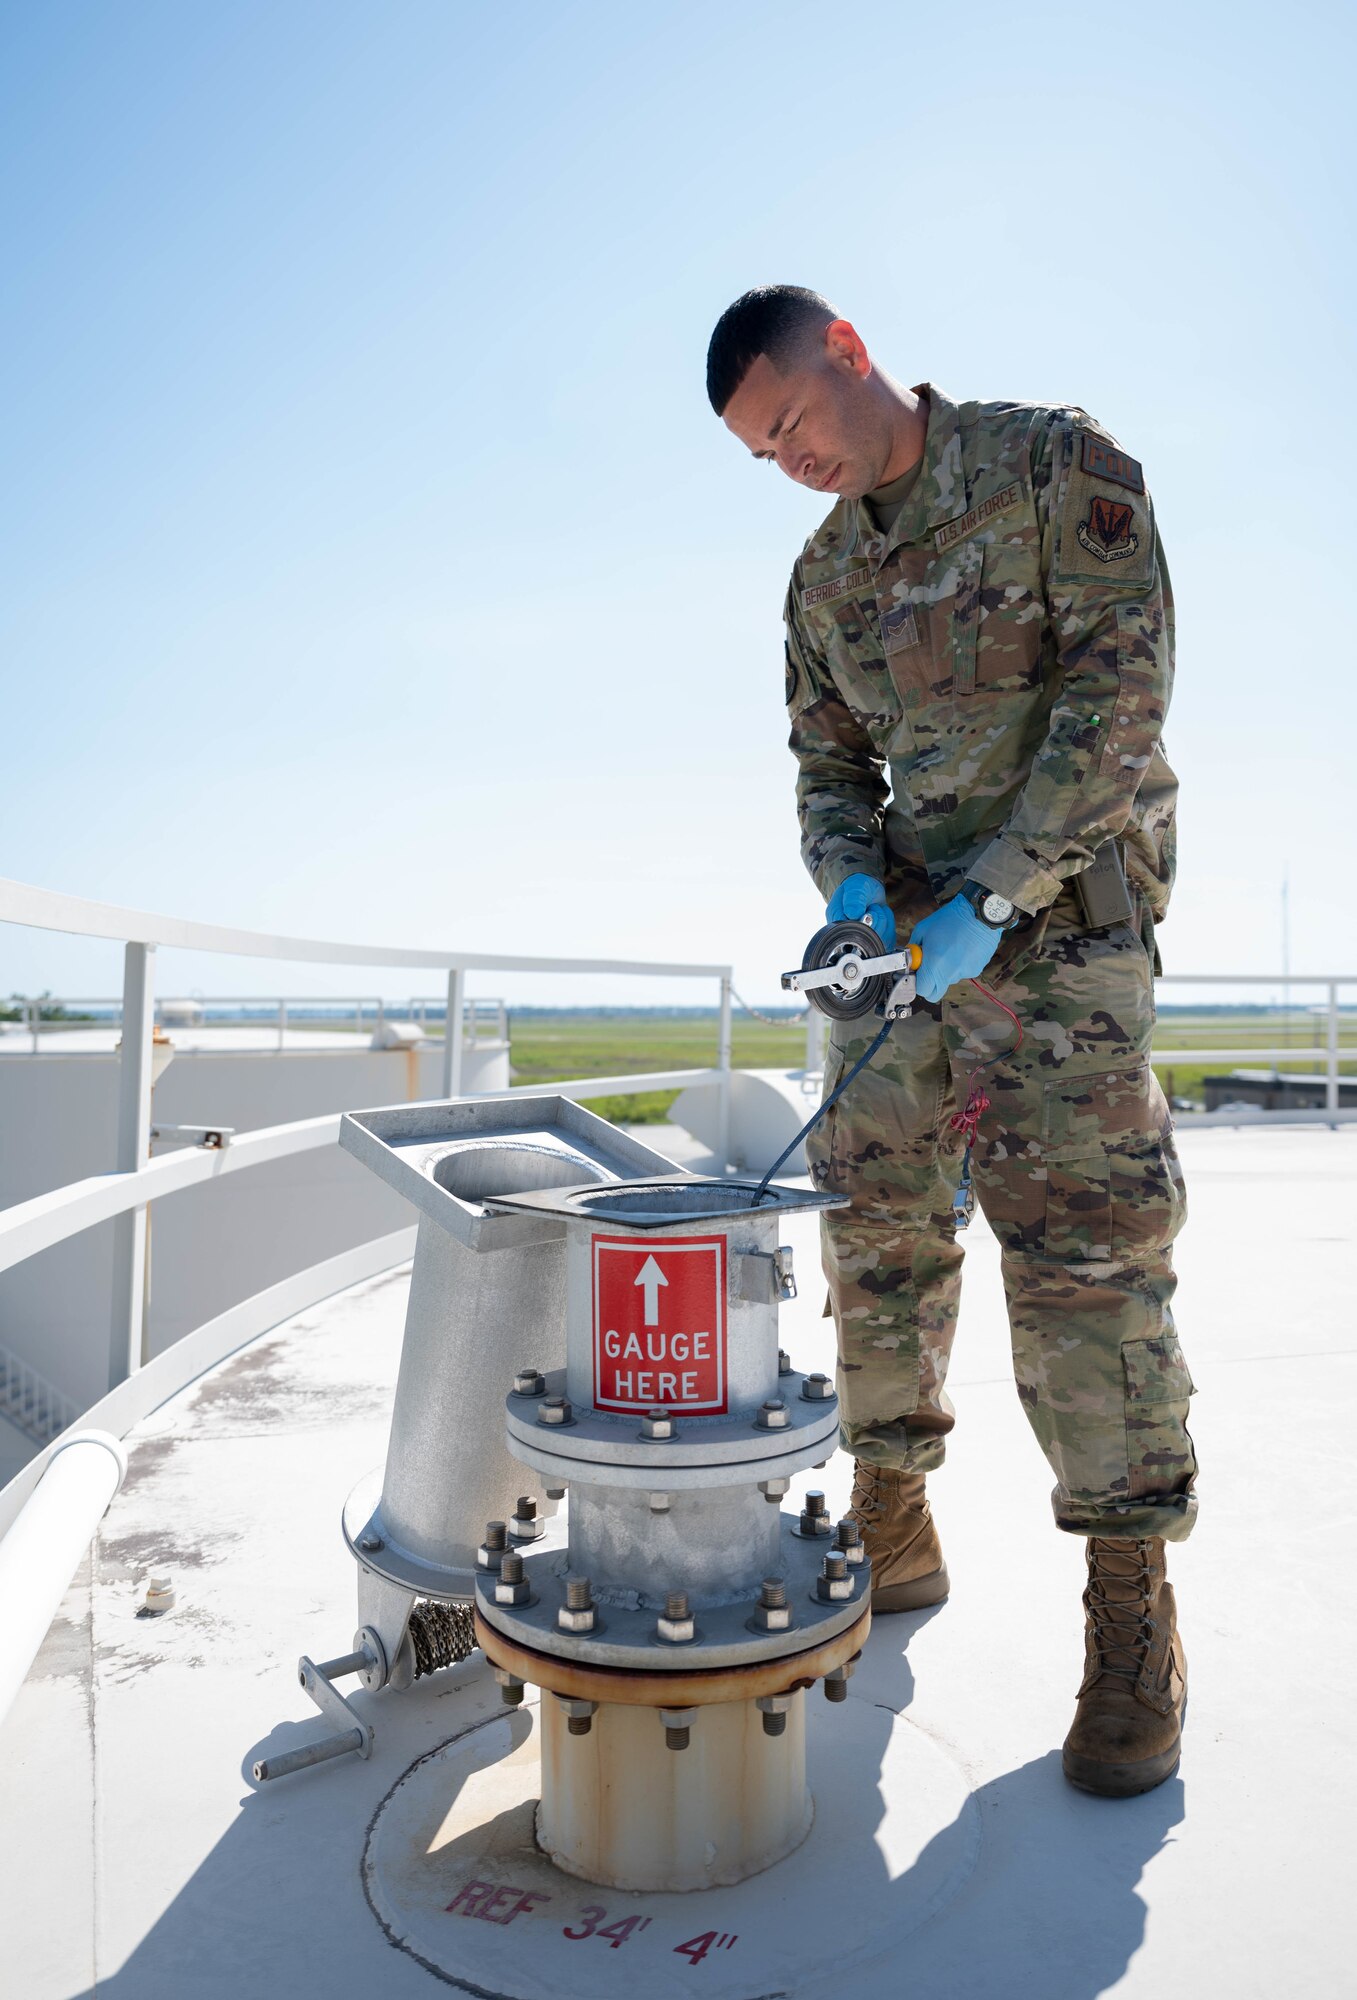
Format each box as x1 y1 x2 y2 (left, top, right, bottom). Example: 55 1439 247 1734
1080 434 1144 493
801 566 870 611
1077 495 1140 563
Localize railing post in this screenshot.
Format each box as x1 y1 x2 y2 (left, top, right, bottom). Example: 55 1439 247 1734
109 942 155 1389
717 973 734 1173
277 997 287 1053
443 967 466 1098
1327 982 1340 1117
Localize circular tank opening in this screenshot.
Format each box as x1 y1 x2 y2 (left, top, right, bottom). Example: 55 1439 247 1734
431 1141 609 1203
572 1179 769 1217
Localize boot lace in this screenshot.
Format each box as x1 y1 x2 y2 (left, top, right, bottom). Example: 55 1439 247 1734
1085 1538 1158 1682
850 1462 890 1520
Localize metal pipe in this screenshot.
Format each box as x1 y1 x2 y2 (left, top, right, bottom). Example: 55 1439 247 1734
443 967 466 1098
109 943 155 1389
252 1728 365 1782
717 973 734 1172
0 1431 127 1729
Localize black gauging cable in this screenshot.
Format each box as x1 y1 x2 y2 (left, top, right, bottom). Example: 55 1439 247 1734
751 1015 896 1206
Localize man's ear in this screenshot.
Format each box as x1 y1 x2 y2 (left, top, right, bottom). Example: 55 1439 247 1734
824 318 871 378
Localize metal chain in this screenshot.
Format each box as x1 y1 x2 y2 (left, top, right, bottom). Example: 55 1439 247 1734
730 984 803 1030
408 1599 476 1677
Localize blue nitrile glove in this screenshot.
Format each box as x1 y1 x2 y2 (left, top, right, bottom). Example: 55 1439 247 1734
825 873 896 951
911 895 999 1002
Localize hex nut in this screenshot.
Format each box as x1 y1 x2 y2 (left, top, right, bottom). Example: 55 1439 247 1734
537 1396 573 1426
648 1491 671 1513
835 1517 866 1566
756 1399 790 1430
640 1408 674 1440
817 1549 854 1601
555 1696 597 1737
657 1590 695 1643
800 1372 836 1402
494 1668 525 1707
510 1496 544 1542
558 1576 596 1632
778 1348 794 1376
660 1705 696 1751
799 1490 832 1536
752 1576 793 1632
477 1520 508 1570
759 1476 791 1505
513 1367 546 1396
495 1551 531 1605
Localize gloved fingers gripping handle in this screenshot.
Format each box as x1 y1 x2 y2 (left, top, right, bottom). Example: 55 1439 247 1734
825 873 896 952
911 897 998 1004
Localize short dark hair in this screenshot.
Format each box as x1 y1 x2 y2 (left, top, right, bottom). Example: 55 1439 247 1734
705 284 836 416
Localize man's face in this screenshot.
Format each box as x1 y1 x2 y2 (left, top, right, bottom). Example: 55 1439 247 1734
721 321 892 501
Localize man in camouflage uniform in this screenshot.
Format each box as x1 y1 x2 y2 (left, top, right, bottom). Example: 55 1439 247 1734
708 286 1195 1796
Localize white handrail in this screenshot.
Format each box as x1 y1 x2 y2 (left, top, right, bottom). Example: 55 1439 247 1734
0 876 728 977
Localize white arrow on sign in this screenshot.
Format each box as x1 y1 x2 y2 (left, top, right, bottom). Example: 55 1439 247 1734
634 1254 668 1327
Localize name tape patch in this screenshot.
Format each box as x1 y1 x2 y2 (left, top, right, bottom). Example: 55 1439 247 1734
801 565 870 611
933 481 1023 553
1079 434 1144 493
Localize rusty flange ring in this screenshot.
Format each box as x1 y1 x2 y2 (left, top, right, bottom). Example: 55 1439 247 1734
474 1603 869 1708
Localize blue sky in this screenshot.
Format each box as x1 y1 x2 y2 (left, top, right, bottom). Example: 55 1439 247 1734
2 0 1352 1009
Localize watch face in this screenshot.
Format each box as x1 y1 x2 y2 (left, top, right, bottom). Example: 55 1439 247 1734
981 892 1014 926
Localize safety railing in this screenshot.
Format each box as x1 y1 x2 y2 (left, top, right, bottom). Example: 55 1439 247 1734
0 992 512 1054
1153 973 1356 1121
0 876 733 1400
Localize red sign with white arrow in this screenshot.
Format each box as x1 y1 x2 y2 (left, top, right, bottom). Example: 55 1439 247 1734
591 1233 727 1414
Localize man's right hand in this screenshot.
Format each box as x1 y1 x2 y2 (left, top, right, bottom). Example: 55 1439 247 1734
825 873 896 951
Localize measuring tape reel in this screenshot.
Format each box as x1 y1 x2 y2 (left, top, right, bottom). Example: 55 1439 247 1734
781 920 923 1023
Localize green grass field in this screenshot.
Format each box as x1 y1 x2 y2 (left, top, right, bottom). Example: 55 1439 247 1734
502 1009 1357 1121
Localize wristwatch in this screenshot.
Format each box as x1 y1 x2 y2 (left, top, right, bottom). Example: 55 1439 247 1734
960 880 1018 930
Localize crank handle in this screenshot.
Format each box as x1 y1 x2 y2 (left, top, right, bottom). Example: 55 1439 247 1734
782 941 922 996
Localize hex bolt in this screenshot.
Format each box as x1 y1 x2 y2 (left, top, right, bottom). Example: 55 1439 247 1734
657 1590 695 1644
494 1668 525 1707
756 1693 793 1738
824 1660 856 1702
660 1705 696 1751
558 1576 596 1634
758 1475 791 1505
835 1517 866 1566
544 1484 567 1501
800 1489 833 1536
537 1396 573 1426
817 1547 854 1601
357 1532 384 1555
555 1695 597 1736
640 1407 674 1440
513 1367 546 1396
649 1491 671 1513
510 1495 544 1541
477 1520 508 1569
778 1348 794 1375
801 1371 836 1402
756 1398 790 1431
753 1575 793 1633
762 1708 787 1737
496 1550 531 1605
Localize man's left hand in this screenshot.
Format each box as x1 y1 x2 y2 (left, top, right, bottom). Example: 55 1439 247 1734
911 897 999 1002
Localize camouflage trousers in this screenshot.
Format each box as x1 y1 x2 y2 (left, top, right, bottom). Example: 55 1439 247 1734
806 913 1197 1541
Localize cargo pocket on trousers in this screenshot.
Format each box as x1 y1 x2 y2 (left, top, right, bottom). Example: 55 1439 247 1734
1122 1331 1197 1499
1044 1154 1112 1260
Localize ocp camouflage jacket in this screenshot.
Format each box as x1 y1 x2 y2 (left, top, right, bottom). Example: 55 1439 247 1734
784 383 1177 933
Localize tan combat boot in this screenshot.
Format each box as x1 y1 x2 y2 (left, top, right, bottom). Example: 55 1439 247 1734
848 1461 950 1613
1062 1536 1187 1797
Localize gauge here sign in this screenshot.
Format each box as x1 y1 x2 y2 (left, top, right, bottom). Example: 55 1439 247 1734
591 1234 727 1414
